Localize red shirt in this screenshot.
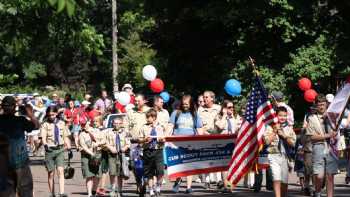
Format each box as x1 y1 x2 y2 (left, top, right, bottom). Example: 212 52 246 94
64 108 79 125
115 101 126 113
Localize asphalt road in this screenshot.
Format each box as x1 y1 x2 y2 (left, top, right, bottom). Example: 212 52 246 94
30 150 350 197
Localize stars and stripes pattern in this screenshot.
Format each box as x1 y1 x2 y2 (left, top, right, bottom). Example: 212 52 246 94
227 76 276 185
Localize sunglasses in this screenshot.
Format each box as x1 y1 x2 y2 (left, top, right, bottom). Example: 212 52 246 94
227 106 234 109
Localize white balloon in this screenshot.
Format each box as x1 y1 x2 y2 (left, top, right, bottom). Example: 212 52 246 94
117 91 130 106
142 65 157 81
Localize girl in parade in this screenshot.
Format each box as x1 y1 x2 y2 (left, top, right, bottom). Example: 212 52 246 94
40 106 72 197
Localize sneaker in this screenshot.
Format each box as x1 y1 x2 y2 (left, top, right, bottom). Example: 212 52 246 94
96 188 108 196
222 188 230 193
156 186 161 196
313 192 321 197
185 188 193 194
58 194 68 197
150 189 155 197
172 179 181 193
195 178 202 183
346 176 350 184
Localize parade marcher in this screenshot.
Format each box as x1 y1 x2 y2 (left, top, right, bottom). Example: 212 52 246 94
197 94 205 108
95 90 112 115
294 132 306 192
0 96 39 197
264 106 296 197
305 94 338 197
301 105 316 196
139 109 166 197
214 100 241 192
79 118 105 197
91 116 109 196
153 95 170 129
168 95 203 194
64 100 79 148
198 91 221 188
271 91 294 126
40 106 72 197
340 105 350 184
105 117 131 197
128 94 151 140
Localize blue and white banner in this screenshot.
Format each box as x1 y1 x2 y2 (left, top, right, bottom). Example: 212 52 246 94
164 134 235 179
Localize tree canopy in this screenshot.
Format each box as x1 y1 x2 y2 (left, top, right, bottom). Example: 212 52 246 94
0 0 349 117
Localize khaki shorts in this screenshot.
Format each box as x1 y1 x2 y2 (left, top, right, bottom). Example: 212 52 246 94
304 152 313 176
312 144 338 175
81 153 102 178
268 154 289 183
45 147 65 172
108 153 121 176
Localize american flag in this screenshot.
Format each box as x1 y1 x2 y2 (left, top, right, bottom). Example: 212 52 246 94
227 76 276 185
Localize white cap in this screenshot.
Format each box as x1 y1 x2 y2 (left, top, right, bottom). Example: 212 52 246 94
122 83 133 91
33 92 40 97
82 100 91 105
326 94 334 103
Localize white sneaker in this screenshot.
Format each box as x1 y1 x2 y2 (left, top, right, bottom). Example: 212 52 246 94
150 189 155 196
195 178 202 183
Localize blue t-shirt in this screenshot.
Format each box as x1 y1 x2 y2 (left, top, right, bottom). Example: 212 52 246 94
170 111 202 136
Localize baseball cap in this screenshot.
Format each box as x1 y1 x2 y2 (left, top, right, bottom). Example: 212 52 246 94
33 92 40 97
122 83 133 91
81 100 91 106
271 91 284 100
1 96 16 106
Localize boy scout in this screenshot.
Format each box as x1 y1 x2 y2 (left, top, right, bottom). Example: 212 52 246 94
79 119 105 197
139 109 166 197
305 94 338 197
41 106 71 197
105 117 131 197
264 106 296 197
127 94 150 140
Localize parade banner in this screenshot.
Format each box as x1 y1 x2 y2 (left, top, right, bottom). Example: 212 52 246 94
164 134 235 179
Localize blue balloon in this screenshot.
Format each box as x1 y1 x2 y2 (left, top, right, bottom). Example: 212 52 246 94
224 79 241 96
160 91 170 103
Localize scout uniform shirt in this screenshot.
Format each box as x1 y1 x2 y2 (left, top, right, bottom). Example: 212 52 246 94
214 114 241 134
91 128 107 152
106 127 131 153
305 114 329 153
139 123 165 150
156 108 170 129
79 126 97 154
263 124 296 155
40 119 70 147
198 104 221 133
127 105 151 140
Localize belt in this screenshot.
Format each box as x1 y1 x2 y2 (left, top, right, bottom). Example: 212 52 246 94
48 145 64 150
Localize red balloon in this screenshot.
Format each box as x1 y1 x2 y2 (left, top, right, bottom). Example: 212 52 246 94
298 77 312 91
150 78 164 93
304 89 318 103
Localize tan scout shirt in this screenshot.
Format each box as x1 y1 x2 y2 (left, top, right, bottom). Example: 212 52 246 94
214 114 241 134
156 108 170 129
139 123 165 149
40 120 70 147
79 127 96 155
198 104 221 133
127 106 151 139
91 128 107 151
264 125 296 154
105 128 131 153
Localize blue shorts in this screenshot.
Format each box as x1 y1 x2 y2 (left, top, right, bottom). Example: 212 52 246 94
72 125 81 135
